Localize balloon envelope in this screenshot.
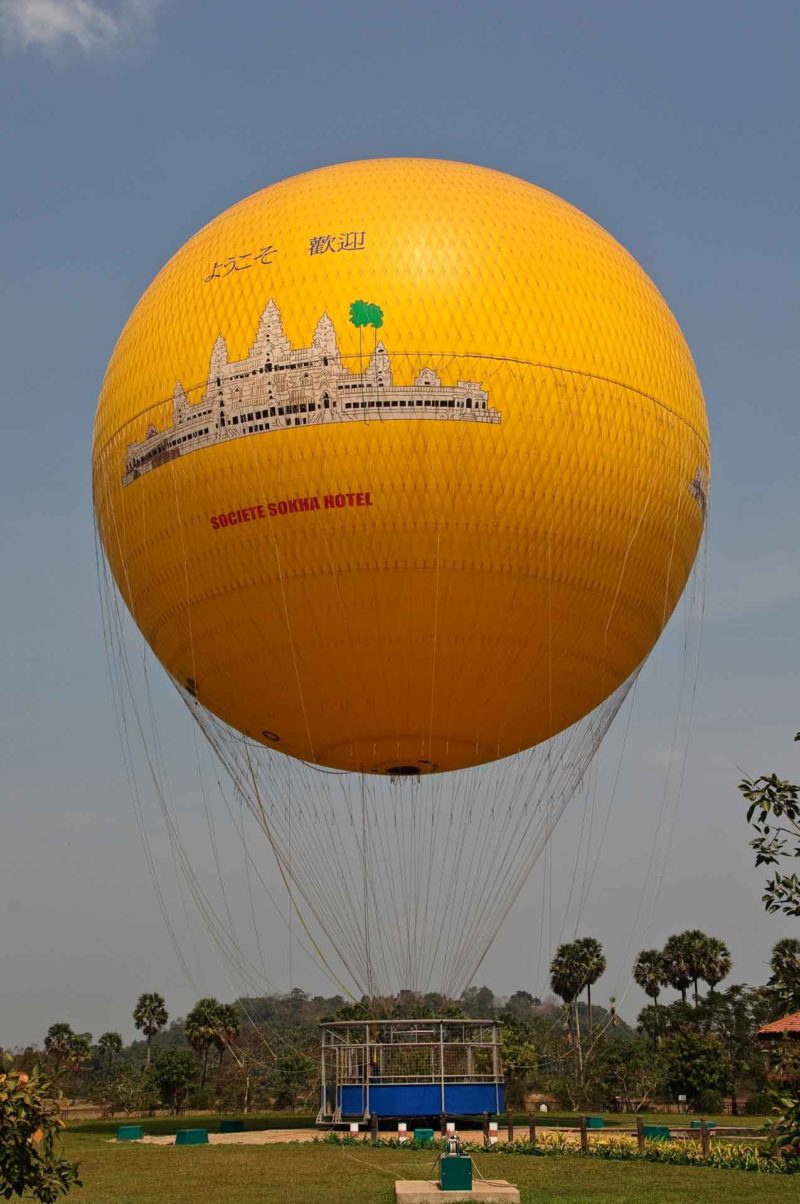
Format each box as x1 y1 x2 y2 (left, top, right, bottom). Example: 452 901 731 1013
93 158 709 774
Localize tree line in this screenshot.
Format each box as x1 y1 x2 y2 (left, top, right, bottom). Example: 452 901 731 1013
3 730 797 1121
2 930 795 1118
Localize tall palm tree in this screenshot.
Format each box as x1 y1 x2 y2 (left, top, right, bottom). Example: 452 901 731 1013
44 1022 75 1072
661 933 693 1004
133 993 169 1066
633 949 667 1006
97 1031 123 1070
550 942 588 1082
575 937 606 1034
681 930 713 1005
185 997 223 1087
769 937 800 1008
703 937 732 995
214 1003 241 1075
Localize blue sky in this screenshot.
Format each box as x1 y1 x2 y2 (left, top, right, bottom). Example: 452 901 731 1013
1 1 798 1045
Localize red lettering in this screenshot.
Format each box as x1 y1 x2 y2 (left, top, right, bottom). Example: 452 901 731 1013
213 491 372 528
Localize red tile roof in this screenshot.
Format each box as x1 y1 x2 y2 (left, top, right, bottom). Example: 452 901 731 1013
758 1011 800 1037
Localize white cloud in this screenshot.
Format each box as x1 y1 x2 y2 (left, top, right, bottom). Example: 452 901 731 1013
0 0 164 54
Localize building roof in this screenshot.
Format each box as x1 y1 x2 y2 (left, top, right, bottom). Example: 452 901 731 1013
757 1011 800 1037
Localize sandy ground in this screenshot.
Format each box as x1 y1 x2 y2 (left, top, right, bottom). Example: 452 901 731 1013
135 1129 579 1147
139 1129 323 1145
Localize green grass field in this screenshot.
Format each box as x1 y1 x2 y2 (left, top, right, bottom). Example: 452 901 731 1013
63 1130 795 1204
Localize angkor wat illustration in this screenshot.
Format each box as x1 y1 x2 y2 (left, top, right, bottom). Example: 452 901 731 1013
122 300 501 485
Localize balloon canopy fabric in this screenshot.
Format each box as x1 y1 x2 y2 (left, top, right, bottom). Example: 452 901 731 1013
93 158 709 775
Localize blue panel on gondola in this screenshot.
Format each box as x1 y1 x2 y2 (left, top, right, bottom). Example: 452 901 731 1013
340 1082 503 1118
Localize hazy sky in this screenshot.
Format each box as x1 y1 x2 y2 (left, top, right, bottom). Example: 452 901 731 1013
1 1 798 1048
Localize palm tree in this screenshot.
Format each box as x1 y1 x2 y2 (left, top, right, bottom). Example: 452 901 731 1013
633 948 669 1039
44 1022 75 1071
133 993 168 1066
703 937 732 994
550 942 588 1081
214 1003 241 1075
633 949 667 1007
184 998 223 1087
769 937 800 1008
575 937 606 1034
97 1031 123 1070
681 929 713 1005
661 934 693 1004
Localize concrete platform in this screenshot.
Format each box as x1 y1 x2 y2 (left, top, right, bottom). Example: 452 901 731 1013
396 1181 520 1204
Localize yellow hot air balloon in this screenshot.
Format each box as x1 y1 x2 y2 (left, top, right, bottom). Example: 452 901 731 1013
93 158 709 776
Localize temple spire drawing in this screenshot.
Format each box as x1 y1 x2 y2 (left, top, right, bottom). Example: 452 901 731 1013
122 299 500 485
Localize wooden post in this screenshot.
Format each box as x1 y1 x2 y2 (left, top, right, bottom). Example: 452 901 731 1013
579 1116 588 1152
370 1112 378 1142
700 1118 709 1158
507 1116 514 1143
440 1112 447 1140
482 1111 490 1147
636 1115 645 1152
528 1114 536 1144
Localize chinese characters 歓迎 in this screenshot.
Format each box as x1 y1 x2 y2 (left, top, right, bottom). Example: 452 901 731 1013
309 231 366 256
204 245 277 282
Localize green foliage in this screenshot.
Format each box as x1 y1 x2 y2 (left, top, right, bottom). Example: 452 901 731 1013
459 985 495 1017
153 1050 195 1114
739 733 800 917
183 997 242 1087
771 1085 800 1158
42 1025 89 1076
746 1091 773 1115
348 299 383 329
102 1065 159 1116
183 998 223 1086
96 1033 122 1072
322 1129 799 1174
480 1133 798 1173
498 1014 536 1109
633 950 668 1004
662 1027 727 1104
661 934 694 1003
769 938 800 1011
132 994 168 1066
597 1037 666 1112
270 1049 315 1112
0 1059 81 1203
696 1088 725 1113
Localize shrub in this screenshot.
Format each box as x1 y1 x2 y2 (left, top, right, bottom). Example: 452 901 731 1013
695 1089 725 1114
0 1060 81 1203
746 1092 772 1116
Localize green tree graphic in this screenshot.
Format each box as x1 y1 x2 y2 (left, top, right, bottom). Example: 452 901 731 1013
349 300 383 329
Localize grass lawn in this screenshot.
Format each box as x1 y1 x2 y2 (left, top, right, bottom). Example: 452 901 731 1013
63 1132 796 1204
